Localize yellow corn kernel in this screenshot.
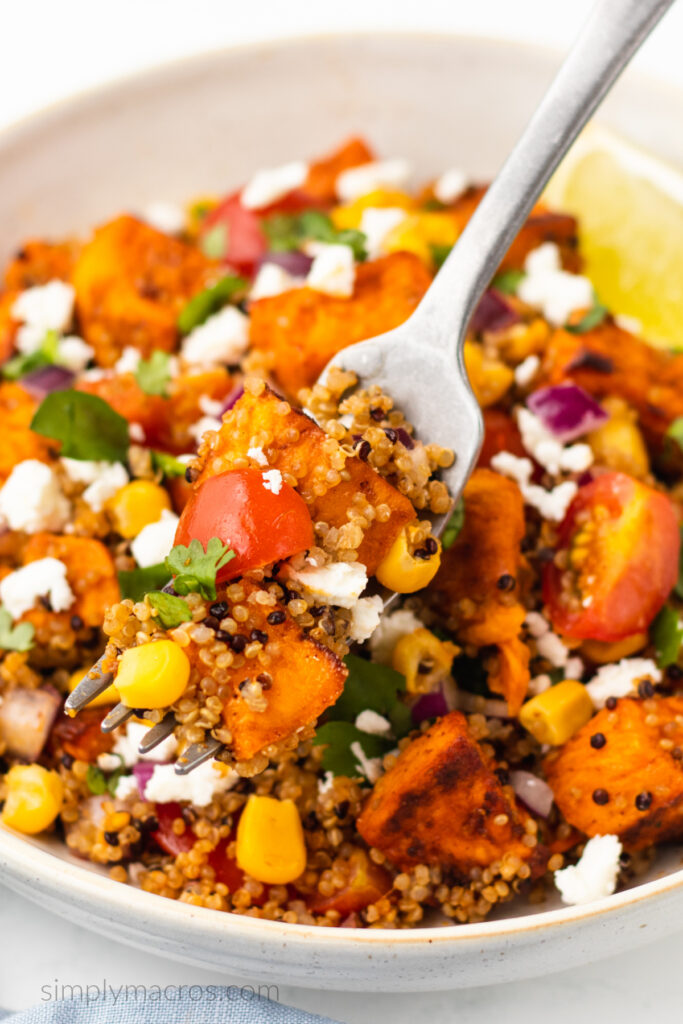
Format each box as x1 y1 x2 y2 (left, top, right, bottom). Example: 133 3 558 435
383 212 460 267
581 632 648 665
519 680 594 746
464 341 515 408
107 480 172 539
496 318 550 363
1 765 64 835
69 668 119 708
587 397 650 479
375 529 441 594
331 189 416 230
236 795 307 884
115 639 190 709
392 628 459 694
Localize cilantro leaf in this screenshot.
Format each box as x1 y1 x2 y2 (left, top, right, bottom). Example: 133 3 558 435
151 450 189 479
118 564 170 602
325 654 411 738
166 537 235 600
442 498 465 550
147 591 192 628
566 302 609 335
430 244 453 270
135 350 173 397
31 390 129 463
492 269 525 295
201 223 229 260
3 329 60 381
313 721 393 779
262 210 367 261
666 418 683 452
177 275 248 334
86 764 108 796
651 605 683 668
0 607 34 652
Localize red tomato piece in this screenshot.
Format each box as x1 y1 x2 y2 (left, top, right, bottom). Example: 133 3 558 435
200 192 267 276
543 471 680 642
307 851 392 916
175 468 313 581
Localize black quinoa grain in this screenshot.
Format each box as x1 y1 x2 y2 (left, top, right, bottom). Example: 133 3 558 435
250 629 268 644
356 440 371 462
185 465 198 483
673 747 683 760
334 801 350 820
257 673 272 690
310 606 325 618
638 679 655 699
210 602 228 619
496 573 516 592
203 615 221 631
590 733 607 750
267 610 286 626
635 791 653 811
424 537 438 555
104 830 120 846
230 634 247 653
70 614 84 630
370 407 384 421
60 753 74 770
384 427 398 444
413 547 431 560
592 788 610 805
568 350 614 374
143 816 159 832
606 697 618 710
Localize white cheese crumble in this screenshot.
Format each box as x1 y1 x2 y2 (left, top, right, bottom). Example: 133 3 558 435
113 775 139 801
181 306 249 367
490 451 578 522
306 243 355 297
355 710 392 736
142 201 186 236
144 760 239 807
336 159 411 202
188 416 223 442
56 336 94 372
565 656 584 680
114 347 142 374
249 263 302 300
348 594 383 644
11 280 75 332
554 834 622 905
129 422 145 444
535 630 570 668
525 611 550 638
81 462 129 513
241 160 308 210
0 460 70 534
369 608 424 664
514 354 540 387
288 560 368 609
198 395 224 418
517 243 594 326
130 509 179 569
112 720 178 767
517 408 593 476
317 771 335 796
433 167 469 205
61 458 109 485
359 207 406 259
247 446 268 467
585 658 662 709
0 557 74 619
527 674 552 697
261 469 283 495
349 740 383 783
97 752 123 773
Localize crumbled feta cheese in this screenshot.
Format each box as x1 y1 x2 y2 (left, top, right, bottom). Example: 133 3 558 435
355 710 392 736
81 462 129 512
112 721 178 767
0 557 74 619
12 280 75 331
586 658 662 709
433 167 469 205
359 207 406 259
188 416 222 442
79 368 106 382
554 834 622 905
143 201 186 235
523 480 578 522
199 395 224 418
318 771 335 795
614 313 642 335
527 674 552 697
0 460 70 533
349 740 383 783
130 509 179 569
249 263 301 300
241 160 308 210
517 408 593 476
61 458 108 485
306 243 355 297
336 159 411 202
348 595 383 643
490 451 533 487
514 354 540 387
369 608 424 664
288 561 368 609
144 760 238 806
97 752 123 773
57 336 94 372
525 611 549 638
518 243 594 326
261 469 283 495
114 347 142 374
535 630 569 668
247 446 268 467
128 422 145 443
181 306 249 367
114 775 139 801
565 656 584 681
15 324 46 355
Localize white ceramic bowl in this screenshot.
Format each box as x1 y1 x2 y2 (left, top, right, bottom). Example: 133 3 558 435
1 32 683 991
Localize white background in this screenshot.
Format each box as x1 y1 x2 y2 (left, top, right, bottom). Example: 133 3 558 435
2 0 683 1019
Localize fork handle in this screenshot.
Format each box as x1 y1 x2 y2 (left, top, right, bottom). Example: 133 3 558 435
415 0 675 348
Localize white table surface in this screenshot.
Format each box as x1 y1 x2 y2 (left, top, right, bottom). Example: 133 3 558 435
3 0 683 1018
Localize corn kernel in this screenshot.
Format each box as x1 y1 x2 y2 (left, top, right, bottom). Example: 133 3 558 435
464 341 515 408
331 189 416 230
1 765 64 834
392 628 459 694
384 212 460 267
115 639 190 709
236 795 306 884
107 480 172 538
69 668 119 708
519 680 593 746
581 632 647 665
376 528 441 594
587 397 649 479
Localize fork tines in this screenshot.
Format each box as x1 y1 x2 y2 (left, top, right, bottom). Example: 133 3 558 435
64 655 113 714
137 712 176 755
175 737 224 775
101 702 135 733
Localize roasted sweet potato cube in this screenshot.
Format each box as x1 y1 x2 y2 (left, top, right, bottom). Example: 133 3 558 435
197 385 415 574
4 239 79 290
0 293 19 367
545 696 683 850
357 711 545 874
304 136 375 205
0 382 52 481
72 215 218 365
23 533 120 627
249 252 432 398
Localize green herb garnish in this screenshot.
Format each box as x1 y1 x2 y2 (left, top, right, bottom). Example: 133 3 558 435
566 302 609 335
666 418 683 453
86 755 126 798
166 537 235 600
492 268 525 295
262 209 367 261
0 607 34 652
31 390 129 463
118 564 170 602
151 451 188 479
325 654 411 738
442 498 465 550
2 329 59 381
147 591 192 628
313 721 393 779
430 244 453 270
177 275 248 335
652 605 683 668
200 223 229 260
135 350 173 397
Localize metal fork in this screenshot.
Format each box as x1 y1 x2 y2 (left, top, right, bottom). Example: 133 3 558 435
65 0 674 774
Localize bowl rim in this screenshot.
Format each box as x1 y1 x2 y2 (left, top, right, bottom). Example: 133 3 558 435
1 27 682 950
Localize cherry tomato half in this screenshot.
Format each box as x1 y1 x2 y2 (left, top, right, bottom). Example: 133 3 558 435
543 471 680 642
200 191 267 276
175 468 313 581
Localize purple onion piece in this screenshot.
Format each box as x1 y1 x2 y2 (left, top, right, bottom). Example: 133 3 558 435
21 364 75 400
527 384 608 443
411 689 449 725
396 427 415 450
220 385 244 415
510 769 554 818
0 685 62 761
132 760 169 798
470 289 519 336
259 251 314 277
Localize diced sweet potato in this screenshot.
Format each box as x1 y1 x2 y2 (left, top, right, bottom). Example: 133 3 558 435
197 385 415 574
0 382 52 481
49 706 113 762
72 215 219 365
76 373 167 443
0 292 19 367
4 239 79 290
357 711 546 874
22 533 119 627
304 137 375 205
545 696 683 850
249 252 432 398
477 408 526 468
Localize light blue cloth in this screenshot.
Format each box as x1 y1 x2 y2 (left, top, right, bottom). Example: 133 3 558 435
0 989 341 1024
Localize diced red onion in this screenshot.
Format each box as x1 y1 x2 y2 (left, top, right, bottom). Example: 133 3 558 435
259 251 314 277
132 761 168 797
411 690 449 725
470 290 519 336
527 384 608 443
0 685 62 760
220 385 244 415
21 365 75 400
396 427 415 450
510 770 554 818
